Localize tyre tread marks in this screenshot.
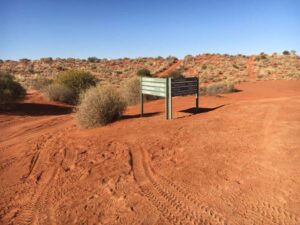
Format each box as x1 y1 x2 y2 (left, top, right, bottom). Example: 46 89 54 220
247 202 299 225
131 147 231 225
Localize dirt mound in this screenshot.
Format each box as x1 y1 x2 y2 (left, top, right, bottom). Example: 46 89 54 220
0 81 300 224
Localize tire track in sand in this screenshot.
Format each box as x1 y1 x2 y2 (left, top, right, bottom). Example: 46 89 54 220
14 167 59 225
245 105 300 225
130 146 232 225
14 131 78 225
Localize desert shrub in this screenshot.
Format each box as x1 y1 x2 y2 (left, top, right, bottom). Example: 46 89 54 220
0 71 26 109
121 77 141 105
88 57 100 63
0 59 3 63
202 64 207 70
184 55 193 60
121 77 160 105
55 70 96 96
75 85 127 128
166 70 184 78
137 68 152 77
282 50 290 55
205 81 235 96
43 83 76 104
40 57 53 63
29 77 53 90
19 58 30 63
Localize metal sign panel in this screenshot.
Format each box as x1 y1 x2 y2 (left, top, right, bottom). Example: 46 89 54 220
140 76 199 120
141 77 167 97
171 77 198 97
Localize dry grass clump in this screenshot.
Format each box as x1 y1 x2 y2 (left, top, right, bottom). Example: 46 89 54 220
43 83 76 104
75 85 127 128
121 77 141 105
27 77 53 90
0 71 26 110
203 81 235 96
121 77 160 105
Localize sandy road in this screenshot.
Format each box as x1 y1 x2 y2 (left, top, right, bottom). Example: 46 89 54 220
0 81 300 225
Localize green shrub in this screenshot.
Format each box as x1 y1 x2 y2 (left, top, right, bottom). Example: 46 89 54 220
55 70 96 96
282 50 290 55
0 71 26 109
137 68 152 77
40 57 53 63
166 70 184 78
75 85 127 128
87 57 100 63
19 58 30 63
205 81 235 96
202 64 207 70
43 83 76 104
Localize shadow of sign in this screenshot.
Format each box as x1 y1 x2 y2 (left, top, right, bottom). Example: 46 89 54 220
178 104 227 116
122 112 161 120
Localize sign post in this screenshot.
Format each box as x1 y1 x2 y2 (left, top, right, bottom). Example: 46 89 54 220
140 76 199 120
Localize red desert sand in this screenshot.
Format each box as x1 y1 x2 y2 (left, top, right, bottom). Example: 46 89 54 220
0 80 300 225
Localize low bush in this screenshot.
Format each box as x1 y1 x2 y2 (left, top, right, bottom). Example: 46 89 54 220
87 57 100 63
282 50 290 55
75 85 127 128
0 71 26 109
204 81 235 96
55 70 96 96
136 68 152 77
121 77 141 105
121 77 160 105
43 83 76 104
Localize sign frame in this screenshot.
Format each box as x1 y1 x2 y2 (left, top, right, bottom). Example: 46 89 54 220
140 76 199 120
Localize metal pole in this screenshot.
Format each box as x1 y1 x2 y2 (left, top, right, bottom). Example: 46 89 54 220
169 77 172 120
196 77 199 113
140 76 144 116
165 78 169 120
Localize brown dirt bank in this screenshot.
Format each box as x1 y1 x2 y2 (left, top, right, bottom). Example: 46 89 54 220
0 80 300 225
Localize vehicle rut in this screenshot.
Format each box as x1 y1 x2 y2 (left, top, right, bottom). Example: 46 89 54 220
131 146 231 225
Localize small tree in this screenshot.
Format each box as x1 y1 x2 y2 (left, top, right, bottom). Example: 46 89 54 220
282 50 290 55
136 68 152 77
87 57 100 63
0 71 26 109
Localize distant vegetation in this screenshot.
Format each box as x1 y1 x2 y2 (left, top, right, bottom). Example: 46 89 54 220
136 68 152 77
0 71 25 110
87 57 100 63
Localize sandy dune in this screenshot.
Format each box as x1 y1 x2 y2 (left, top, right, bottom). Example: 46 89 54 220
0 80 300 225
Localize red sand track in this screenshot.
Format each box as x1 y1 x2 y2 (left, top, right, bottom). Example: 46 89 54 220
157 60 182 77
1 81 300 225
247 57 256 81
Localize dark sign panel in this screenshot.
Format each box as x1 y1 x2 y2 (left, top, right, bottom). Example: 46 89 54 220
171 77 198 97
